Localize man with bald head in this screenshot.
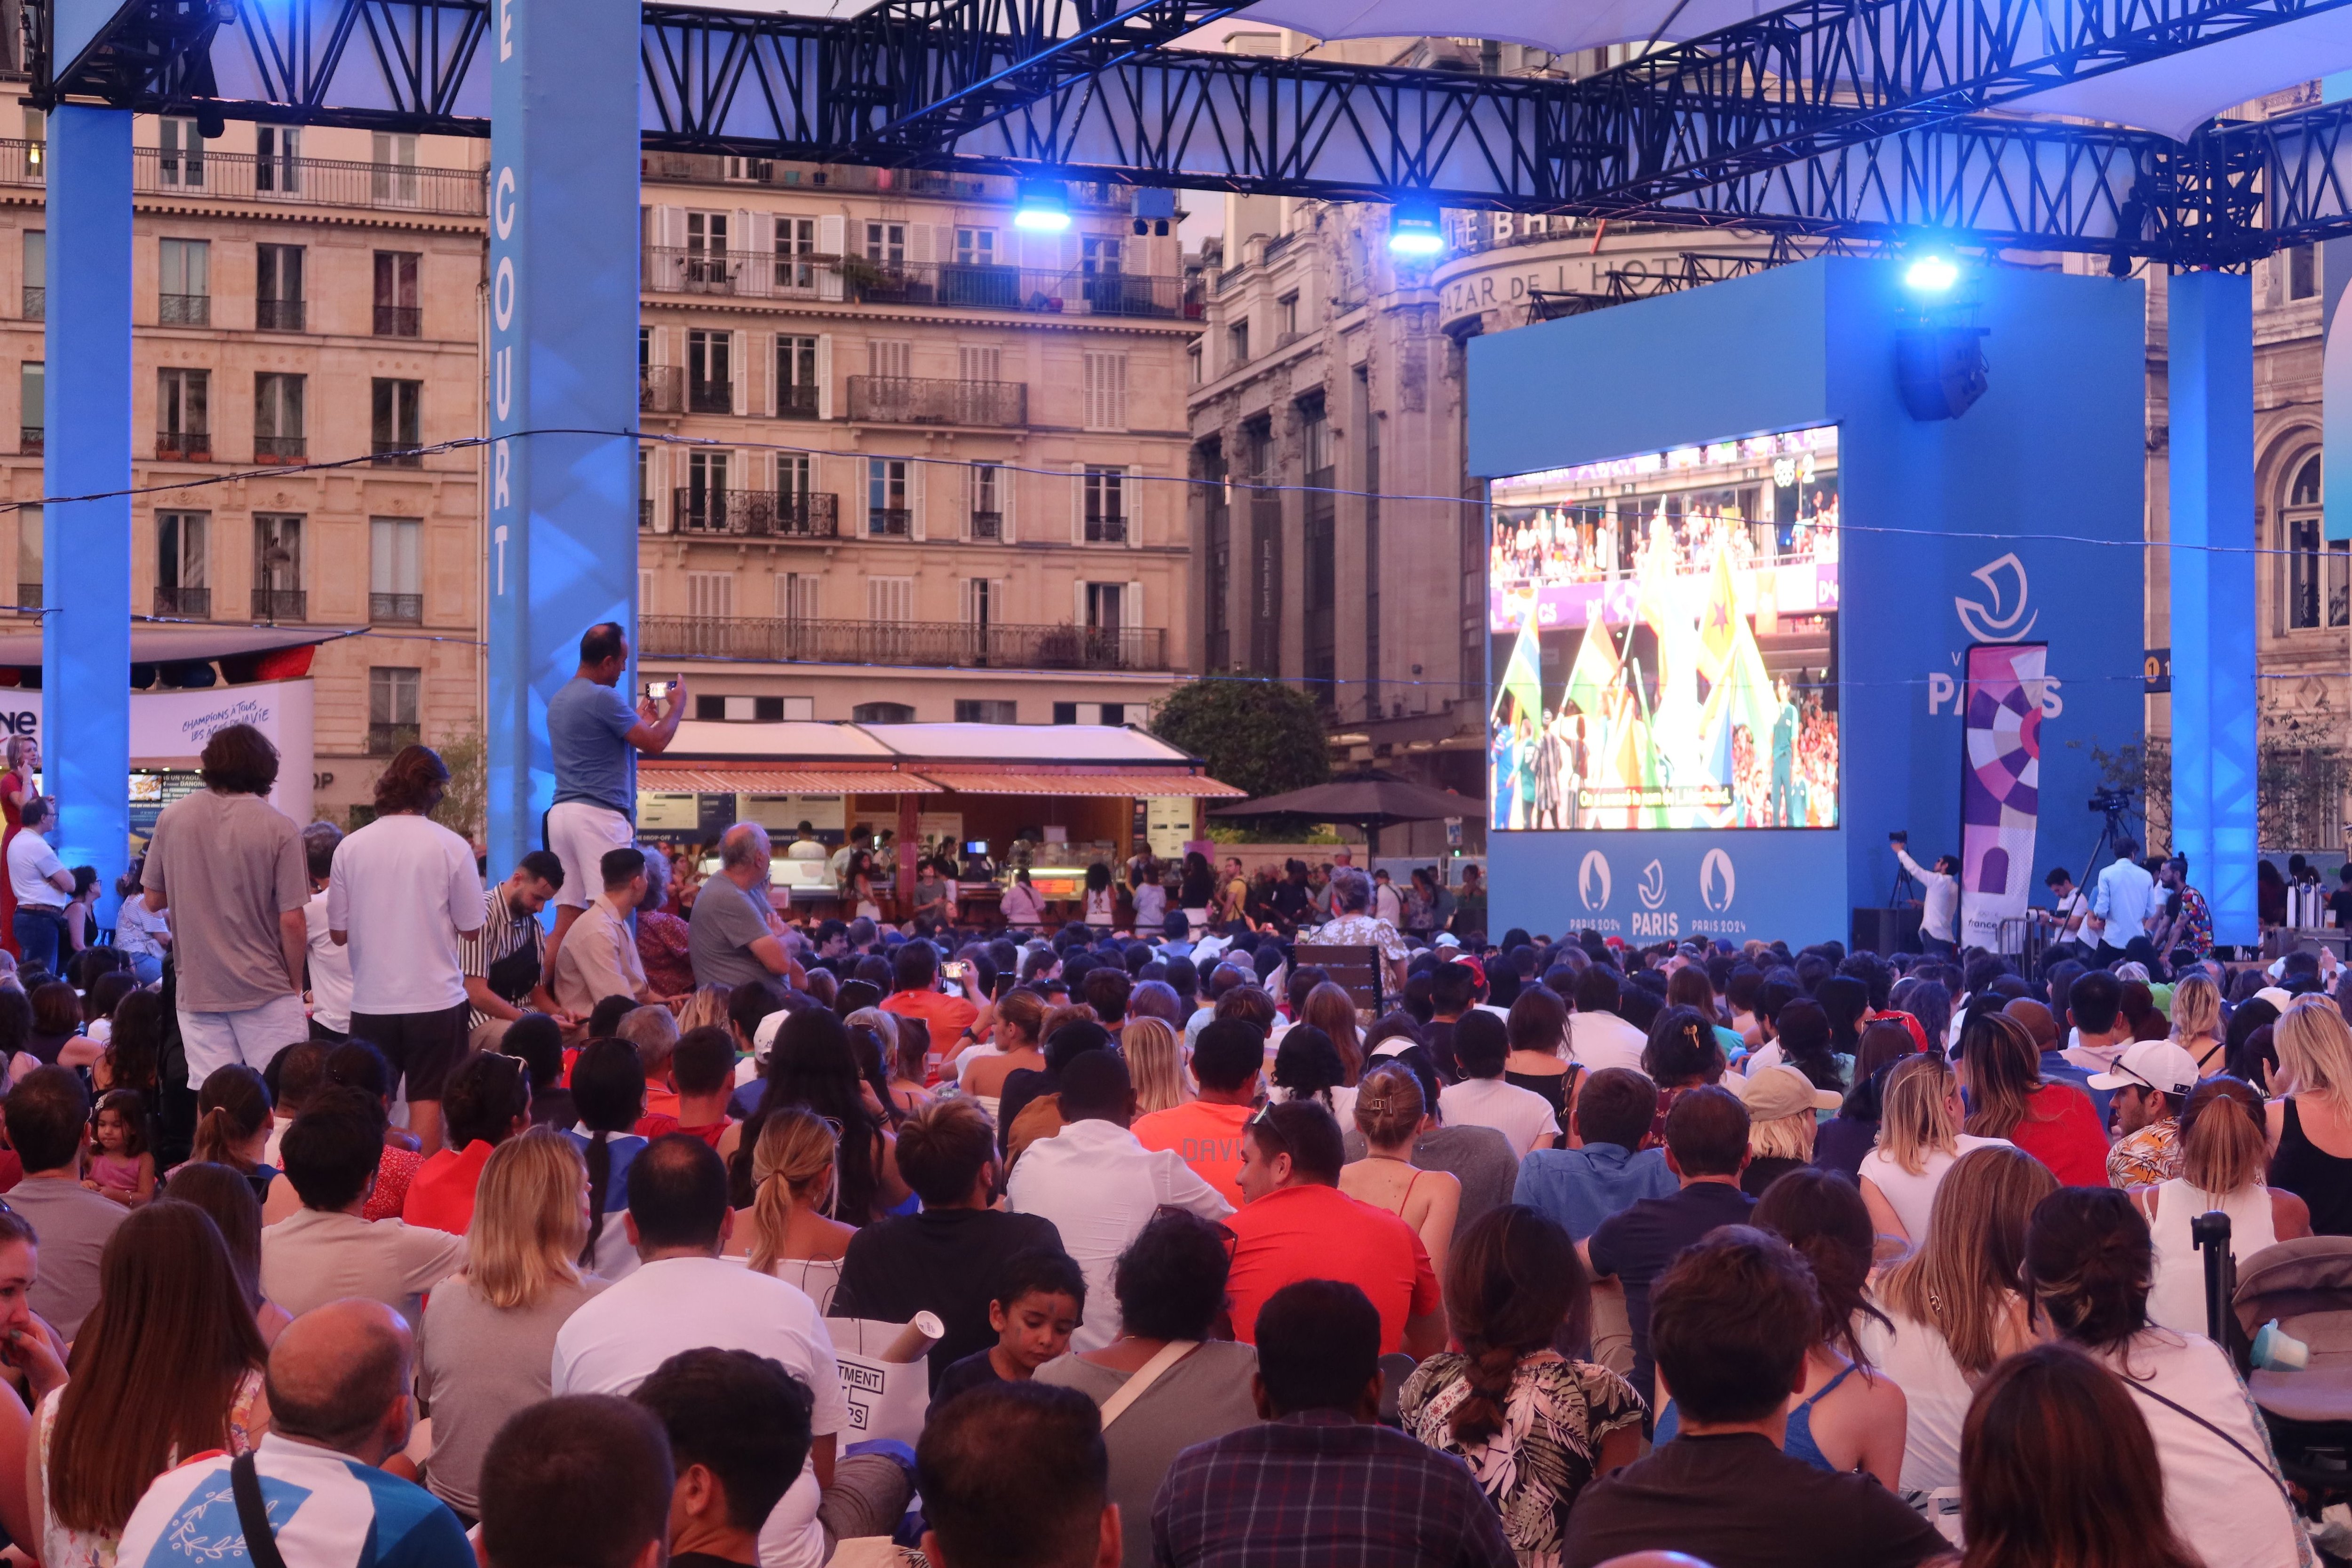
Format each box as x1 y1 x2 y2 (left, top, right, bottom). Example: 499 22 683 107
688 823 801 990
116 1299 472 1568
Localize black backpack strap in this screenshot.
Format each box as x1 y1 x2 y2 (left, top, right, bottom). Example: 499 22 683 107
230 1452 292 1568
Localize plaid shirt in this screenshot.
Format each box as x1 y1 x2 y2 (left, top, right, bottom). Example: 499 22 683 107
1151 1410 1514 1568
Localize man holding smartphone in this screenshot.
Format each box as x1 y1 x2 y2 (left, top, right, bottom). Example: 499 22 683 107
881 941 978 1078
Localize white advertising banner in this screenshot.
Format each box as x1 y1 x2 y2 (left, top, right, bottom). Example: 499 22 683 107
0 680 316 825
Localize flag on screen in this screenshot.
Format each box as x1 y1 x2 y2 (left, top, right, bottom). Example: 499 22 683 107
1562 605 1621 716
1494 616 1543 731
1698 544 1740 683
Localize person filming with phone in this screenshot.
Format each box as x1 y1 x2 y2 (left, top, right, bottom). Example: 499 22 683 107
1891 832 1961 957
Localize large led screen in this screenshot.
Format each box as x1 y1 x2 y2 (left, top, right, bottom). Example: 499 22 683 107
1488 425 1840 831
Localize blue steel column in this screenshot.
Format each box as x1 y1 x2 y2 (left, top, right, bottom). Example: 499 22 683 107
43 108 131 922
2168 271 2257 947
486 0 640 873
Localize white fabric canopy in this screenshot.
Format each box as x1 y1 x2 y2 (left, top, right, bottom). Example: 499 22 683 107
1230 0 2352 142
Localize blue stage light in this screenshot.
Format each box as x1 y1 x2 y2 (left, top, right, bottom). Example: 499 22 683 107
1389 204 1443 256
1905 255 1960 293
1013 180 1071 232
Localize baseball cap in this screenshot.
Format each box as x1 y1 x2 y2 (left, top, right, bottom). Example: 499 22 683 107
1433 932 1461 949
2087 1038 2202 1098
1730 1063 1843 1118
752 1006 791 1066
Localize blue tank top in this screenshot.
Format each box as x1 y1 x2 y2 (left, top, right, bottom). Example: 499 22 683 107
1653 1361 1859 1470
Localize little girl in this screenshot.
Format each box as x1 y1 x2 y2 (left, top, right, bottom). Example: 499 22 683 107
83 1090 154 1206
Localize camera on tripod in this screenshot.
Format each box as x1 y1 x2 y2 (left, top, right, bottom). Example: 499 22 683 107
2088 788 2134 816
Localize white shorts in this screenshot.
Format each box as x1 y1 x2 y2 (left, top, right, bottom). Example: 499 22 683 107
546 800 635 910
178 993 310 1088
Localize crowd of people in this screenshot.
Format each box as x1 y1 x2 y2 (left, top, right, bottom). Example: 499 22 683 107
0 625 2336 1568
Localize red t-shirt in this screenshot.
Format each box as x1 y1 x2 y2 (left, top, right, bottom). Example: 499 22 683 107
1131 1101 1253 1209
676 1119 732 1152
882 990 979 1080
2009 1082 2112 1187
1223 1183 1439 1353
401 1139 494 1235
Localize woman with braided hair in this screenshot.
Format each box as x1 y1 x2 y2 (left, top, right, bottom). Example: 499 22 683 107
1399 1204 1643 1568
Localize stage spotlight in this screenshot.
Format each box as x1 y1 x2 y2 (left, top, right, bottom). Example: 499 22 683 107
1904 255 1960 293
1389 203 1443 257
1014 179 1071 232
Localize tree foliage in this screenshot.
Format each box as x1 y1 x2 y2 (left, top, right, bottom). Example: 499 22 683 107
430 728 489 848
1151 678 1331 800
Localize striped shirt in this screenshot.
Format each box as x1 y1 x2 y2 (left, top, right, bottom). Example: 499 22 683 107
457 886 542 1030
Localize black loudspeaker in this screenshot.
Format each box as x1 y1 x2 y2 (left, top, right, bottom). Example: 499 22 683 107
1851 906 1923 956
1895 325 1990 421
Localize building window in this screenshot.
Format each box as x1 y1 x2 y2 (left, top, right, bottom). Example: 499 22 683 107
687 571 735 620
959 345 1002 383
954 228 996 266
370 517 422 623
373 252 420 336
254 373 305 462
1188 345 1201 386
776 334 818 418
371 132 419 204
18 362 38 454
1279 292 1299 335
1082 351 1128 430
2291 244 2320 302
774 217 817 290
971 462 1003 539
685 450 731 530
777 573 818 621
867 460 910 536
1081 237 1121 276
155 511 208 618
158 238 209 326
853 701 914 724
1085 581 1125 631
254 514 304 621
864 223 906 264
14 503 36 611
1227 319 1249 369
867 576 914 621
368 667 421 753
159 117 206 187
156 368 209 461
256 125 301 192
371 379 421 466
256 244 304 331
1084 467 1127 542
1053 702 1078 724
868 339 912 380
962 576 1000 627
2279 453 2348 631
955 699 1017 724
21 230 39 320
687 329 731 413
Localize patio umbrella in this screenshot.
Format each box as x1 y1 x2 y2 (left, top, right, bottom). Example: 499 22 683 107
1210 769 1472 855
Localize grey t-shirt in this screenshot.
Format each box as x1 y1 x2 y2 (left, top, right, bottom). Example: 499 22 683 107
1034 1342 1262 1568
1343 1122 1518 1242
141 788 308 1013
548 676 637 814
417 1273 607 1517
688 876 776 989
8 1178 128 1337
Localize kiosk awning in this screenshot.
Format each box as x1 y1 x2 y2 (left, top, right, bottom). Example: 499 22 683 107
637 766 942 795
916 769 1246 797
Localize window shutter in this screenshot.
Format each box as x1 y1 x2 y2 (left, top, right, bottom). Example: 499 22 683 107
731 330 749 415
734 207 755 268
654 206 687 291
999 459 1015 544
909 460 926 541
1108 353 1128 429
816 334 833 419
765 334 779 417
1070 461 1085 545
747 210 773 270
818 215 846 301
1120 464 1138 548
1126 579 1143 634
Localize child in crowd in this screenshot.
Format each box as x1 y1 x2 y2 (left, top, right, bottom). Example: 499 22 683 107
671 1026 740 1152
84 1088 154 1206
930 1248 1088 1404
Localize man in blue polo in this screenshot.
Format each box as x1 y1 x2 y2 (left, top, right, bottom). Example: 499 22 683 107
544 623 685 985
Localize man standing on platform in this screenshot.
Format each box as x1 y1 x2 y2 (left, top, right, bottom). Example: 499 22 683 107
545 623 685 989
1892 836 1961 959
2089 834 2158 966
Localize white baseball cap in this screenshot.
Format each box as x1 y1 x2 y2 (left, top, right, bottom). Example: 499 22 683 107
1729 1063 1843 1118
2087 1038 2202 1099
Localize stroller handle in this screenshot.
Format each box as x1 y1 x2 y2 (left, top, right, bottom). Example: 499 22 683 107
2193 1211 2233 1348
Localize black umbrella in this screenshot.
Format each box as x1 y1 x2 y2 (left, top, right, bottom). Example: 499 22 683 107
1209 769 1471 855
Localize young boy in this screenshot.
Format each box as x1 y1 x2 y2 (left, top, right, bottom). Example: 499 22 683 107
672 1026 739 1152
930 1248 1087 1404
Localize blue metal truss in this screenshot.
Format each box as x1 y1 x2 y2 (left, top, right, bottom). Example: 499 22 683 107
24 0 2352 262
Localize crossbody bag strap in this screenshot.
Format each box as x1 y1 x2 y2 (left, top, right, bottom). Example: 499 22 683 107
1095 1340 1199 1430
230 1452 292 1568
2119 1377 2294 1507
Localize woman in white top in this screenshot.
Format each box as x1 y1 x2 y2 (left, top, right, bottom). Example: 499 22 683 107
728 1106 856 1313
1082 862 1118 930
2026 1186 2308 1568
1855 1144 2057 1501
2133 1075 2311 1335
1857 1053 2010 1250
1129 861 1167 935
2168 971 2229 1075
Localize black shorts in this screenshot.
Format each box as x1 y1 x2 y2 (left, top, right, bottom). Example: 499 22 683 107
348 1001 470 1101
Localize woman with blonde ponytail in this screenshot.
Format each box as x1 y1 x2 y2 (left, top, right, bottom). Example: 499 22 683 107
1399 1205 1643 1566
2135 1076 2311 1332
727 1107 854 1312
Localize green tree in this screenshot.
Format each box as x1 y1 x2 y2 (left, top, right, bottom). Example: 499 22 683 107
1151 677 1331 800
430 728 489 849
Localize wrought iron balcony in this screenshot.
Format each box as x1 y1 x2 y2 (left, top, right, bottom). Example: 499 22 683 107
641 366 683 414
639 615 1170 671
252 589 306 621
368 722 421 755
152 586 208 617
639 244 1195 320
867 507 911 537
0 141 486 216
689 378 733 414
847 375 1025 427
255 298 305 332
1084 513 1128 544
371 591 423 623
158 293 209 326
374 304 421 337
644 246 824 300
970 511 1003 540
254 435 305 463
778 382 819 419
155 430 210 462
19 426 39 455
19 286 38 320
663 488 839 538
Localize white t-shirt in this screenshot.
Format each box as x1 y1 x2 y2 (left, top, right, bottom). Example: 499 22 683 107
114 899 171 959
1856 1134 2012 1244
1852 1305 1977 1497
326 814 486 1014
2093 1331 2306 1568
1563 1011 1649 1075
1439 1075 1561 1157
7 831 64 910
553 1255 849 1568
303 891 354 1033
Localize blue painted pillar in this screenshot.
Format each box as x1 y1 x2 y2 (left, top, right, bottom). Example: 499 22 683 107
43 108 130 922
486 0 640 871
2168 271 2257 947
